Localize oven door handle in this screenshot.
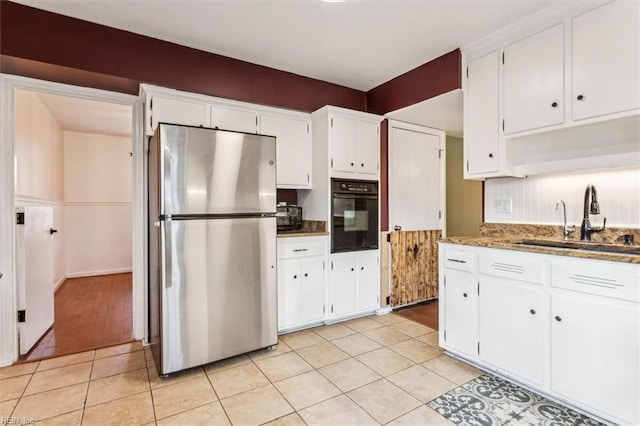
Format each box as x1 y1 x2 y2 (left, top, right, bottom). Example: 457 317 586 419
332 193 379 200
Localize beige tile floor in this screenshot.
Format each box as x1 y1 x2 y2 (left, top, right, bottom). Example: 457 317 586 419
0 314 482 425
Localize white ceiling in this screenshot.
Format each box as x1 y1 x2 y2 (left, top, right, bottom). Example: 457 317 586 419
16 0 559 91
36 92 132 137
17 0 560 136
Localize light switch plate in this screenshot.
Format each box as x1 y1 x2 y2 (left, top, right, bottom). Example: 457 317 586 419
496 198 512 213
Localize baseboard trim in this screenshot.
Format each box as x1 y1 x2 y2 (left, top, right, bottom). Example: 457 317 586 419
53 276 66 293
66 268 133 279
375 307 393 316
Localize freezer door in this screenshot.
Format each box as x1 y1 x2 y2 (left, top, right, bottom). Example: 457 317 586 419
159 216 277 375
159 124 276 215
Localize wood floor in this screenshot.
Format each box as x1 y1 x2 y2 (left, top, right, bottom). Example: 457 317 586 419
20 273 133 362
394 299 439 330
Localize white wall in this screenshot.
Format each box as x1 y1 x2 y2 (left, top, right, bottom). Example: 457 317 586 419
14 90 66 287
63 131 133 276
484 167 640 227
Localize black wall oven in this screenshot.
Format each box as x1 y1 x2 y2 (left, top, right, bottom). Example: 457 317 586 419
331 179 378 253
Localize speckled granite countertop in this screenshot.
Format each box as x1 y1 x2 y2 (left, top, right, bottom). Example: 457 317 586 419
440 224 640 264
277 220 328 238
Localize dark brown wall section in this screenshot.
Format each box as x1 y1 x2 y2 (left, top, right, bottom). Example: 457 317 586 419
366 49 461 115
0 1 366 113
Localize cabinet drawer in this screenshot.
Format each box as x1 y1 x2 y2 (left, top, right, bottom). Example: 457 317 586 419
551 260 640 303
277 238 325 260
444 249 474 272
479 253 543 284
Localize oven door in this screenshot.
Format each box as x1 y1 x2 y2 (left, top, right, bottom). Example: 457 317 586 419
332 194 378 252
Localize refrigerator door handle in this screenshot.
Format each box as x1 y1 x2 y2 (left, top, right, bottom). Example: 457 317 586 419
163 217 173 289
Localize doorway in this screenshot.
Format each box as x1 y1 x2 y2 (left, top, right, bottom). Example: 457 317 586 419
0 75 145 367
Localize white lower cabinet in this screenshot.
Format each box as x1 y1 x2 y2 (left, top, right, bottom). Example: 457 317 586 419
442 269 476 357
439 243 640 425
277 237 326 333
329 250 379 319
478 277 544 386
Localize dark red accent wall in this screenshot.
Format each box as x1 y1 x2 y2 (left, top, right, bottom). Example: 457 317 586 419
366 49 461 115
0 1 366 112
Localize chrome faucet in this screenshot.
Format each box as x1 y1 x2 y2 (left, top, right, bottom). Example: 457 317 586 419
555 200 575 240
580 184 606 241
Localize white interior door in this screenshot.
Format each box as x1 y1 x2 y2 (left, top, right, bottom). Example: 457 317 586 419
16 206 55 355
389 123 443 232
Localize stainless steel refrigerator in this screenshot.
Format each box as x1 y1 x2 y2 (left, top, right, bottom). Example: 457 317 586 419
148 123 277 375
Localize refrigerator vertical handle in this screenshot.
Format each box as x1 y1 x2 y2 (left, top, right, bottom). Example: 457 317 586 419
163 218 173 289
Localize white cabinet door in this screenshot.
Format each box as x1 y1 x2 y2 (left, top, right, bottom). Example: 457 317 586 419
389 125 442 231
277 259 300 329
478 278 544 385
210 105 258 133
572 1 640 121
331 115 357 174
465 52 500 176
299 258 325 324
329 253 357 317
356 121 379 175
149 96 209 135
443 269 476 357
503 24 565 134
356 251 379 312
551 289 639 425
261 113 311 189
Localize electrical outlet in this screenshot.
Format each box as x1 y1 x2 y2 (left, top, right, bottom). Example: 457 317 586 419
496 199 512 213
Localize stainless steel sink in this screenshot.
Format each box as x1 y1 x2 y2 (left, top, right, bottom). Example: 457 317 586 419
516 239 640 255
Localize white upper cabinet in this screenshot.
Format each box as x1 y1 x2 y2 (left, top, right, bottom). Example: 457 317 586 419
140 84 313 189
503 24 565 134
330 115 357 173
572 1 640 121
146 95 209 135
260 113 312 189
326 109 381 179
210 105 258 134
464 51 500 177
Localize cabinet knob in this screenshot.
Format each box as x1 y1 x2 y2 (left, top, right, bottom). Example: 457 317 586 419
463 293 468 298
360 266 364 270
551 102 558 108
488 153 494 158
351 268 354 271
577 95 584 101
530 309 536 315
350 162 354 167
293 275 297 279
304 273 308 277
360 163 364 167
555 315 562 322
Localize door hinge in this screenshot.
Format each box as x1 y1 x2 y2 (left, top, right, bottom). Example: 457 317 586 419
323 261 325 271
17 310 25 323
386 295 390 305
307 174 310 183
444 329 447 342
331 304 334 313
16 212 25 225
438 149 442 159
330 117 333 127
466 160 469 172
150 98 153 110
438 210 442 219
330 158 333 168
255 116 258 127
478 341 480 355
323 305 326 314
502 119 505 131
466 67 469 78
502 52 504 64
444 276 446 288
331 261 333 271
478 282 480 296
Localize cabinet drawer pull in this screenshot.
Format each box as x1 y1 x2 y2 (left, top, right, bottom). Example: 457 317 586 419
530 309 536 315
293 248 308 252
447 259 466 264
555 315 562 322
